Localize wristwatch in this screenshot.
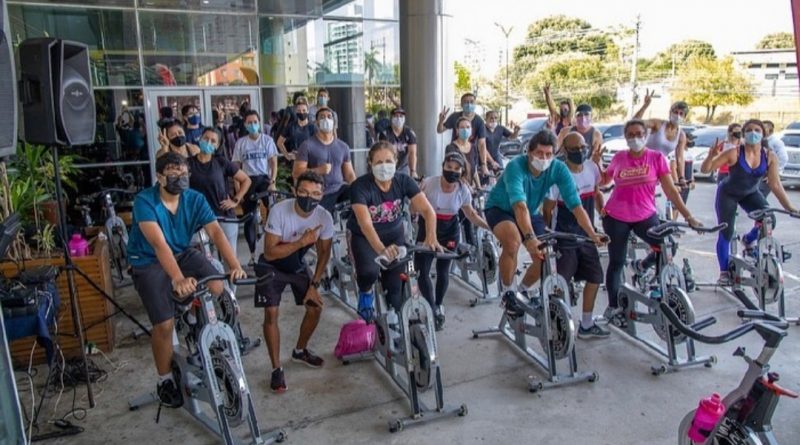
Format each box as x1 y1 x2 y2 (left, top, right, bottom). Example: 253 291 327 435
310 280 321 288
523 232 536 242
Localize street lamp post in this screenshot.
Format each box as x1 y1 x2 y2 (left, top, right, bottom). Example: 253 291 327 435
494 23 513 124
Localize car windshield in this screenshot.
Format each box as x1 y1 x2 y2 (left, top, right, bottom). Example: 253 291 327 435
520 118 547 133
782 134 800 147
786 121 800 130
603 125 623 139
692 128 728 147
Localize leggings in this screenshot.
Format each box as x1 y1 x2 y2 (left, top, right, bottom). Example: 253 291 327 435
349 228 407 312
602 213 661 308
413 217 460 309
715 188 769 271
241 175 271 255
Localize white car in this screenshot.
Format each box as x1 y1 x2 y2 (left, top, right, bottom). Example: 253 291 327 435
601 137 630 165
690 126 729 181
780 130 800 188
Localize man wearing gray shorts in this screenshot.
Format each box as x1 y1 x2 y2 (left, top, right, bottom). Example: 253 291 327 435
127 153 246 408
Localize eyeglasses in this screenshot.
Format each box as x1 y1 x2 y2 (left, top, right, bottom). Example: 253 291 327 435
296 190 323 199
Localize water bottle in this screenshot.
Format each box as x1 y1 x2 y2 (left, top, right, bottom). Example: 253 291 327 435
687 393 726 443
683 258 696 292
648 286 662 300
68 233 90 257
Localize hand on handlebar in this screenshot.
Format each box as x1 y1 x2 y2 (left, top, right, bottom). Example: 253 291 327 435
229 267 247 282
381 244 401 261
523 237 543 261
591 232 609 247
172 277 198 298
422 237 444 253
686 216 703 229
219 198 238 211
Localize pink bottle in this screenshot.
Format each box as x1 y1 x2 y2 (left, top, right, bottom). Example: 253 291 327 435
687 393 726 443
68 233 90 257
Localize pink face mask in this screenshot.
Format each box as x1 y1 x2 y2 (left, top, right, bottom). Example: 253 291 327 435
576 115 591 129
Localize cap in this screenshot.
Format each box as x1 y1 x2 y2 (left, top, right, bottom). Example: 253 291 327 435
391 107 406 116
575 104 593 115
443 151 466 168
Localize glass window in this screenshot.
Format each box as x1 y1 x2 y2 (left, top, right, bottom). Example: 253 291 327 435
314 19 364 85
139 0 256 13
259 16 321 86
8 5 141 87
363 20 399 86
257 0 322 16
765 73 779 80
139 12 258 86
324 0 398 20
9 0 134 6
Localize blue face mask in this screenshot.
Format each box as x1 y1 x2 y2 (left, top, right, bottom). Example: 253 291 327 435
187 115 201 126
246 123 260 135
458 128 471 141
463 103 476 113
199 140 216 154
745 130 762 145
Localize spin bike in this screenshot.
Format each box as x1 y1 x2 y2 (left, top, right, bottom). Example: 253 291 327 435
721 208 799 324
472 230 600 393
612 221 727 375
76 188 135 285
341 245 469 433
128 274 286 445
326 201 359 309
659 303 797 445
449 188 500 307
194 214 262 356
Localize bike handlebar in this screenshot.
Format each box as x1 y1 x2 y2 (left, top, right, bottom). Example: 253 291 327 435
537 230 605 245
172 273 271 304
659 302 787 345
646 222 727 238
216 213 254 224
748 208 800 221
251 189 293 201
374 244 469 270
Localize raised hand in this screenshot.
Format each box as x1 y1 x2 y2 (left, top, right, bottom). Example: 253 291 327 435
438 106 450 124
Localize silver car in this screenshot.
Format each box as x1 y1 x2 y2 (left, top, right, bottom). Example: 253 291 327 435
780 131 800 188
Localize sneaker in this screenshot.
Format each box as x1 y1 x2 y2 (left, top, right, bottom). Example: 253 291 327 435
434 306 445 331
578 323 611 339
501 291 525 319
156 379 183 408
270 368 287 393
357 292 375 323
631 259 648 276
596 306 620 325
291 349 324 368
717 271 733 287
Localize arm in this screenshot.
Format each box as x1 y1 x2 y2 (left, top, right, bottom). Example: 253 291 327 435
437 107 451 134
633 89 654 119
276 135 289 156
479 138 488 170
594 184 605 215
408 144 418 177
206 220 242 271
263 232 308 261
542 199 556 227
292 160 308 182
513 201 536 240
268 156 278 190
700 140 735 173
461 203 490 230
543 84 558 121
312 238 332 283
571 206 600 239
675 132 687 180
342 161 356 184
410 192 439 246
659 174 695 221
593 129 603 156
232 170 251 203
139 222 185 283
766 151 798 213
352 204 387 254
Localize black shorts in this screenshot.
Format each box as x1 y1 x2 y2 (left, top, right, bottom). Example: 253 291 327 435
131 248 219 325
556 243 603 284
484 207 546 236
253 259 311 308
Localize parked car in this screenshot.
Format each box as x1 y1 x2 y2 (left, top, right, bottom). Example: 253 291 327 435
785 121 800 131
595 123 625 142
690 126 730 181
780 130 800 188
498 117 548 157
601 137 630 165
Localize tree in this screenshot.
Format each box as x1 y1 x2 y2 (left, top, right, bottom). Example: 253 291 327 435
481 67 516 119
513 15 619 62
756 32 796 49
671 56 755 122
454 61 472 98
646 40 716 79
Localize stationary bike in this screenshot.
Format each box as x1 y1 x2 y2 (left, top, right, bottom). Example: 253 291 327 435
659 303 797 445
194 215 262 356
128 274 286 445
341 245 469 433
613 221 727 375
722 208 799 324
472 230 599 392
326 201 359 310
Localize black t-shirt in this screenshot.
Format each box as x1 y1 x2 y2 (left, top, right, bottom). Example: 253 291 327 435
187 155 240 218
281 121 316 152
378 127 417 172
347 173 421 238
375 118 391 135
443 112 487 142
485 125 512 163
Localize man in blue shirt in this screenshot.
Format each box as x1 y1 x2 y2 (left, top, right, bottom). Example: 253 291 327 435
484 130 605 314
127 152 246 409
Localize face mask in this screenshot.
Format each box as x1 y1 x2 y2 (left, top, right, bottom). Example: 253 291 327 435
576 115 591 128
745 131 762 145
669 113 683 124
458 128 471 140
163 175 189 195
296 196 321 213
731 131 742 139
246 123 260 135
626 137 646 152
296 112 308 121
560 108 569 118
187 115 201 126
372 163 396 181
443 170 461 183
319 118 334 133
463 103 476 113
567 150 585 165
487 122 498 130
170 135 186 147
530 157 552 172
198 140 216 154
367 117 374 124
391 116 405 128
318 97 328 106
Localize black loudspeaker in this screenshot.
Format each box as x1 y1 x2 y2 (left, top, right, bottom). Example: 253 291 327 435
0 0 17 157
19 37 94 146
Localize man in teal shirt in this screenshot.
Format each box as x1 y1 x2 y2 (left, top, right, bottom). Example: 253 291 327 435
484 130 605 314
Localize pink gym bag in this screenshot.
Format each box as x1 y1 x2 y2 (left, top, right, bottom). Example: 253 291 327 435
334 319 376 359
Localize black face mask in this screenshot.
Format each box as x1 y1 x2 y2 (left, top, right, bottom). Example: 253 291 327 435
163 175 189 195
732 132 742 139
560 109 569 118
170 135 186 147
296 196 320 213
567 150 585 165
296 112 308 121
443 170 462 183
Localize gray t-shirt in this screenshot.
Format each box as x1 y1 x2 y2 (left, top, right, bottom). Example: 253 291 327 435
232 133 278 178
296 135 352 195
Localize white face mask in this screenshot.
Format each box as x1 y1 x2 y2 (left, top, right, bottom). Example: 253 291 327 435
530 157 552 172
319 118 334 133
487 122 498 130
626 137 646 152
372 163 396 181
669 113 683 125
391 116 405 128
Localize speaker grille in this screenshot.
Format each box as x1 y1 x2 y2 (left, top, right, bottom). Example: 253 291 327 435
0 0 17 157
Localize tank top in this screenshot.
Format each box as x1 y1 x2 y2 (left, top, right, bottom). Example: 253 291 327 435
645 122 680 157
569 126 594 149
720 145 768 197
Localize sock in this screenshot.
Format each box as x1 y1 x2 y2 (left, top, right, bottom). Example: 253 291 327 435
294 348 303 354
273 367 282 373
581 312 594 329
158 373 173 384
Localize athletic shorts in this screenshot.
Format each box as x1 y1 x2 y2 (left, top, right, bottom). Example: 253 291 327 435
253 258 311 308
555 243 603 285
131 248 219 325
484 207 546 236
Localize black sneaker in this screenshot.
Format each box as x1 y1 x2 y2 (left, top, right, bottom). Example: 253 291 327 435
291 349 324 368
578 323 611 339
156 379 183 408
270 368 287 393
434 306 445 331
501 291 525 319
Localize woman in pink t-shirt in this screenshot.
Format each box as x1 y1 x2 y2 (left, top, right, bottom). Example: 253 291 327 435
597 119 702 325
